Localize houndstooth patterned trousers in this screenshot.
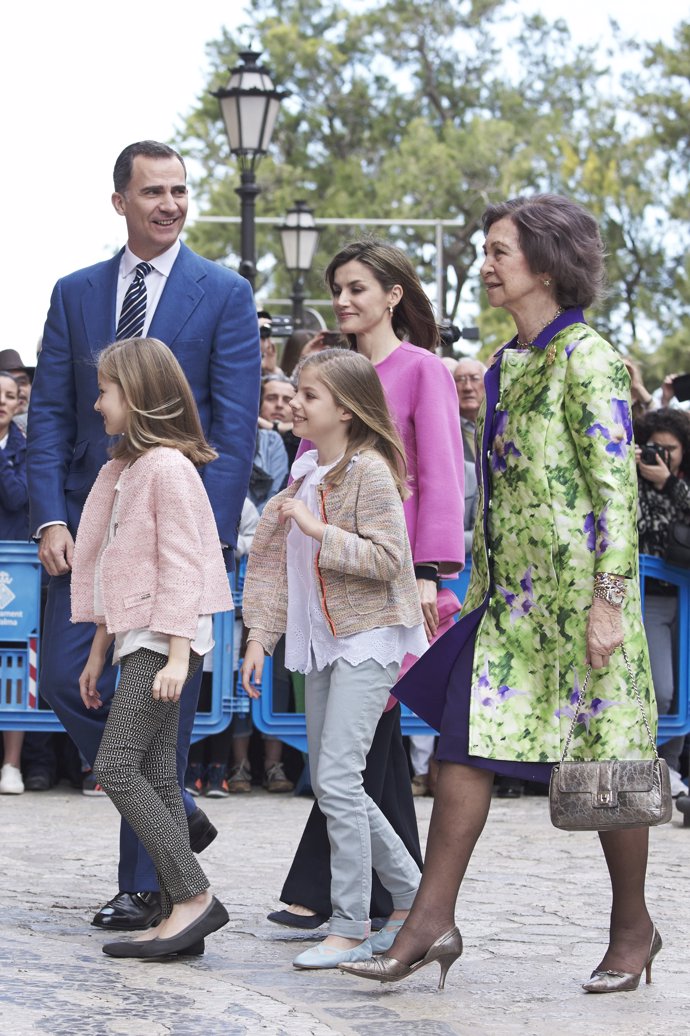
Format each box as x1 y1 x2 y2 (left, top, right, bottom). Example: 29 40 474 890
94 648 208 917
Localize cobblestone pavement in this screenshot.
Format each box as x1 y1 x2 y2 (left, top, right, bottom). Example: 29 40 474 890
1 785 686 1035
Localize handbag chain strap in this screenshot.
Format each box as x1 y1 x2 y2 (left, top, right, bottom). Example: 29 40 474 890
559 647 658 764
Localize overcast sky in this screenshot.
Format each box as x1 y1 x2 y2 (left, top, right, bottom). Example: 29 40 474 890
1 0 682 364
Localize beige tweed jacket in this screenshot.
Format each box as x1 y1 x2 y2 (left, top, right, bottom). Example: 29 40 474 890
243 451 423 655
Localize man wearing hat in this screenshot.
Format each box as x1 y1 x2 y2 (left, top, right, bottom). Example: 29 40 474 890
0 349 34 432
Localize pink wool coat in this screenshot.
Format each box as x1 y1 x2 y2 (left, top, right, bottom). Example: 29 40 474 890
71 447 232 639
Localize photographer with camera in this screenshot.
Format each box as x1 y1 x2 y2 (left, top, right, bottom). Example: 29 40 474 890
635 408 690 798
258 310 284 377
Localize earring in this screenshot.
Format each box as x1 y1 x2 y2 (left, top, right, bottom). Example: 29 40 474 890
543 278 551 287
388 305 394 316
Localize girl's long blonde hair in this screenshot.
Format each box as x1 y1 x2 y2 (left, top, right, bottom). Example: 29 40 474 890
298 349 409 498
97 337 217 466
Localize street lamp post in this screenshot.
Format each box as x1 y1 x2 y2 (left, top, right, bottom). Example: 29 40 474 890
277 200 321 327
212 50 288 291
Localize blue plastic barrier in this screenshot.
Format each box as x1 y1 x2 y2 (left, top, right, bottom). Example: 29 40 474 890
0 542 248 739
2 544 689 752
248 558 690 750
639 555 689 744
0 542 42 722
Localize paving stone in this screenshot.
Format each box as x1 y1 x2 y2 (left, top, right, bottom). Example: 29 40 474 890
1 787 686 1035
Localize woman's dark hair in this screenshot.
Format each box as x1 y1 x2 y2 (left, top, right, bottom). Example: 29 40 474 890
634 407 690 475
325 239 440 351
482 194 607 309
280 330 314 377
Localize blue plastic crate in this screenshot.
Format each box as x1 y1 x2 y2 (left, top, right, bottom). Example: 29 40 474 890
0 646 33 709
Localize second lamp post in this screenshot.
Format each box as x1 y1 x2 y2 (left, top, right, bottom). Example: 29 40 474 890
277 201 321 328
212 49 288 291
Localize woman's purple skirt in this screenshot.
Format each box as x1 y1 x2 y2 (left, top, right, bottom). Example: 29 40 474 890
396 602 554 785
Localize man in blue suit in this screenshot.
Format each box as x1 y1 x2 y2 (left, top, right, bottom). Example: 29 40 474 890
27 140 261 930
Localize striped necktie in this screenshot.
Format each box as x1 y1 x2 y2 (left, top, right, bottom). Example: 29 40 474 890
116 261 153 340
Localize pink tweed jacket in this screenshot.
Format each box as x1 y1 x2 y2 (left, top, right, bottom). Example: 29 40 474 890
71 447 232 639
243 451 424 655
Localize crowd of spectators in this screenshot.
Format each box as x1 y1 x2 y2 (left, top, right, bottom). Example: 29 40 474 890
1 332 688 802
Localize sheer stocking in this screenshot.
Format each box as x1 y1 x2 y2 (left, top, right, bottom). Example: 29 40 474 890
594 827 654 974
386 761 494 965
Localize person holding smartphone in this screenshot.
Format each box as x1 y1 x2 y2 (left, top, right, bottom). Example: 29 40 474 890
635 407 690 799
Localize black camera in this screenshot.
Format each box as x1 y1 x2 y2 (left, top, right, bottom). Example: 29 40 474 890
439 322 461 349
438 321 481 350
641 443 671 467
259 324 273 340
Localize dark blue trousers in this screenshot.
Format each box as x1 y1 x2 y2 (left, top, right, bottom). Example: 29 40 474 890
39 573 202 892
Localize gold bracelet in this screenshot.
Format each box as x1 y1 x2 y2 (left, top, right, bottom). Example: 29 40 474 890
593 572 626 606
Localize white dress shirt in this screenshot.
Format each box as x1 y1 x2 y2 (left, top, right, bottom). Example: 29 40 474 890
36 240 182 538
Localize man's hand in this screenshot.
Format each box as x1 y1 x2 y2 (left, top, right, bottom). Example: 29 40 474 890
38 525 74 576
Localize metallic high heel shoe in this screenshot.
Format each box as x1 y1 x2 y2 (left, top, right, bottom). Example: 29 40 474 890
339 926 463 990
582 926 662 993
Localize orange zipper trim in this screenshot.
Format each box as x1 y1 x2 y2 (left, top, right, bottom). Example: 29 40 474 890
315 483 337 636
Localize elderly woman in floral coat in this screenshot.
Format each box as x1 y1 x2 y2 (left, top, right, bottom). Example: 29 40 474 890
340 195 660 996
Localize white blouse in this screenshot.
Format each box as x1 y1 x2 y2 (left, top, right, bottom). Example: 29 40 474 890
284 451 428 675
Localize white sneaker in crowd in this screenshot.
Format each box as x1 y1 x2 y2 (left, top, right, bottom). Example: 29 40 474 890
0 763 25 794
667 767 688 799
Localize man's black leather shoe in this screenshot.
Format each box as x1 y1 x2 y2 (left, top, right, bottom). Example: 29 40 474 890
188 806 217 853
91 891 162 931
24 770 52 791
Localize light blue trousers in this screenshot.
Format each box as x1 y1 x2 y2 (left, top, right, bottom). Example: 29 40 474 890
305 656 421 939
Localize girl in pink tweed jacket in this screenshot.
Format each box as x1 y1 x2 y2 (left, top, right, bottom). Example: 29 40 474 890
241 349 427 971
70 338 232 960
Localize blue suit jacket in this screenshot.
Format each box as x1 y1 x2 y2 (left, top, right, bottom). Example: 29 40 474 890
27 243 261 548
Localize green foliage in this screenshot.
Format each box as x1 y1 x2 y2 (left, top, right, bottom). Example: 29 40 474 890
178 1 689 366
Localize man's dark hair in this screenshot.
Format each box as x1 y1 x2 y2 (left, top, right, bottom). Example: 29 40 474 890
257 309 272 321
113 141 186 194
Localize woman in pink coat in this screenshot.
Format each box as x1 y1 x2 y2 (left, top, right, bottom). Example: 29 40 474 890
268 241 465 945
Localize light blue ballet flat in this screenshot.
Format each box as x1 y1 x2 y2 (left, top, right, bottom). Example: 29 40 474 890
293 938 373 970
369 918 405 955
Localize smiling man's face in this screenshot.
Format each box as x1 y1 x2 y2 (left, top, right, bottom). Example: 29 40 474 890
112 155 188 260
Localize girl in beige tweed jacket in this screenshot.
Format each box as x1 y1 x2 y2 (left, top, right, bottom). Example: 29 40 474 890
242 350 426 971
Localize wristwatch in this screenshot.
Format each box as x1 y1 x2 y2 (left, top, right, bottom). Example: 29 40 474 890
593 573 626 606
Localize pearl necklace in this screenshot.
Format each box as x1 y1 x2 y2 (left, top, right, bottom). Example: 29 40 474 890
516 308 564 349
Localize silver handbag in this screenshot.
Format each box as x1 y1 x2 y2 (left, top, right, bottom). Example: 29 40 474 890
549 648 673 832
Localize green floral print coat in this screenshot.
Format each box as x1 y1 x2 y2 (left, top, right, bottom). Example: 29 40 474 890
461 314 656 763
